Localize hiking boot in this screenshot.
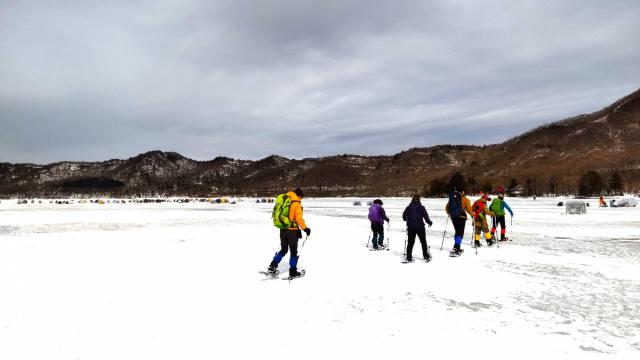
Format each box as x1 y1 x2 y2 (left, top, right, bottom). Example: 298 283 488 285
474 240 482 247
487 239 494 247
378 243 386 249
289 268 302 278
268 262 278 273
424 252 432 262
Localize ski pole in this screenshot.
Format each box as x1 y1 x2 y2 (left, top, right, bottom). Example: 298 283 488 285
366 230 372 248
302 234 309 248
440 216 449 250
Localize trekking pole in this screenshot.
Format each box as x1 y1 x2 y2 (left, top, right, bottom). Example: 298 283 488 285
386 222 391 250
473 217 478 255
427 226 432 258
510 216 513 241
403 228 408 257
440 216 449 251
495 216 500 249
366 230 372 248
302 234 309 248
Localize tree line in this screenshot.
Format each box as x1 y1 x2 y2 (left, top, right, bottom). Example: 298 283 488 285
423 170 626 197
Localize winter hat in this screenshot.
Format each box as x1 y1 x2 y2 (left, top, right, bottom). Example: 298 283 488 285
496 185 505 194
293 188 304 198
411 194 421 202
373 199 383 205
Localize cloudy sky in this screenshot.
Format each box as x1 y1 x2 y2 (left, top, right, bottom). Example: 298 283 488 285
1 0 639 164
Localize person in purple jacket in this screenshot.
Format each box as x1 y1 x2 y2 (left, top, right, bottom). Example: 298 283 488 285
368 199 390 249
402 194 433 262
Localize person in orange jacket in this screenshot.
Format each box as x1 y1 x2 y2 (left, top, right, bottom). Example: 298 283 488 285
599 195 606 207
472 193 495 247
267 188 310 278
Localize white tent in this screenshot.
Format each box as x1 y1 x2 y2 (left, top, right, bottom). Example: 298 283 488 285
566 200 587 214
612 198 637 207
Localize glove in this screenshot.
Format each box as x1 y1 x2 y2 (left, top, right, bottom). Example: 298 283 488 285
427 221 433 227
303 228 311 236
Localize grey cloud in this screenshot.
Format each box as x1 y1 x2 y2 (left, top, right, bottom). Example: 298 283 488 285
1 0 639 163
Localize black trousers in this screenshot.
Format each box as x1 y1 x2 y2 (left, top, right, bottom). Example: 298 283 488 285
406 226 428 260
491 216 506 230
452 217 466 237
279 229 300 258
371 222 384 245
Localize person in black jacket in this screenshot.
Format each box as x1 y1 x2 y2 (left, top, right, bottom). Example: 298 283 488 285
402 194 433 262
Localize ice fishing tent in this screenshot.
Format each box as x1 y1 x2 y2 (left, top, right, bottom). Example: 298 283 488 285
565 200 587 214
613 198 637 207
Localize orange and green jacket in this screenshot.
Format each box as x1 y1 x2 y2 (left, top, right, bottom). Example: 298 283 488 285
286 191 307 231
472 198 495 220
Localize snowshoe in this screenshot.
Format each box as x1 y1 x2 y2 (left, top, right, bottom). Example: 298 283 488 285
486 239 495 247
424 253 432 262
402 258 415 264
283 269 306 281
259 269 280 279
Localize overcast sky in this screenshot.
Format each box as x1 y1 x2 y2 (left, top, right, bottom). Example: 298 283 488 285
1 0 639 164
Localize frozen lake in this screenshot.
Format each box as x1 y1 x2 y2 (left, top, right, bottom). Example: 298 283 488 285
1 196 639 359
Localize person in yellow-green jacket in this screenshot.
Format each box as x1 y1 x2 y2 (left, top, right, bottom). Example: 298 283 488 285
471 193 495 247
489 187 513 242
267 188 310 278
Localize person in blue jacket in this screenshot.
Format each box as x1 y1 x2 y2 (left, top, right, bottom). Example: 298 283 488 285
402 194 433 262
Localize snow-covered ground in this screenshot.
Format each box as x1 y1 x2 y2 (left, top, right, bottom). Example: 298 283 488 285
1 196 639 360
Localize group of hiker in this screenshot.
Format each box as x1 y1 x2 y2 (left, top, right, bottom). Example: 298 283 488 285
444 187 513 257
367 187 513 260
263 186 514 279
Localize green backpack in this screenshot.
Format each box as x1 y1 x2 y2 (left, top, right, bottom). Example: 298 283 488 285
272 194 294 229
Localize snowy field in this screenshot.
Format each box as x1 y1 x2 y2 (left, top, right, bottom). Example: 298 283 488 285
1 196 639 360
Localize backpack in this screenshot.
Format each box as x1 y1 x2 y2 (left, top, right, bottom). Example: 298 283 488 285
368 204 383 223
472 200 483 217
448 191 463 218
272 193 294 229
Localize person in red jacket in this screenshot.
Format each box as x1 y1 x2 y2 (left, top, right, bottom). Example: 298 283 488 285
267 188 310 278
472 193 495 247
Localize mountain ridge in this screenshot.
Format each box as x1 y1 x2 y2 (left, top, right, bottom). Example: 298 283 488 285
2 87 639 197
